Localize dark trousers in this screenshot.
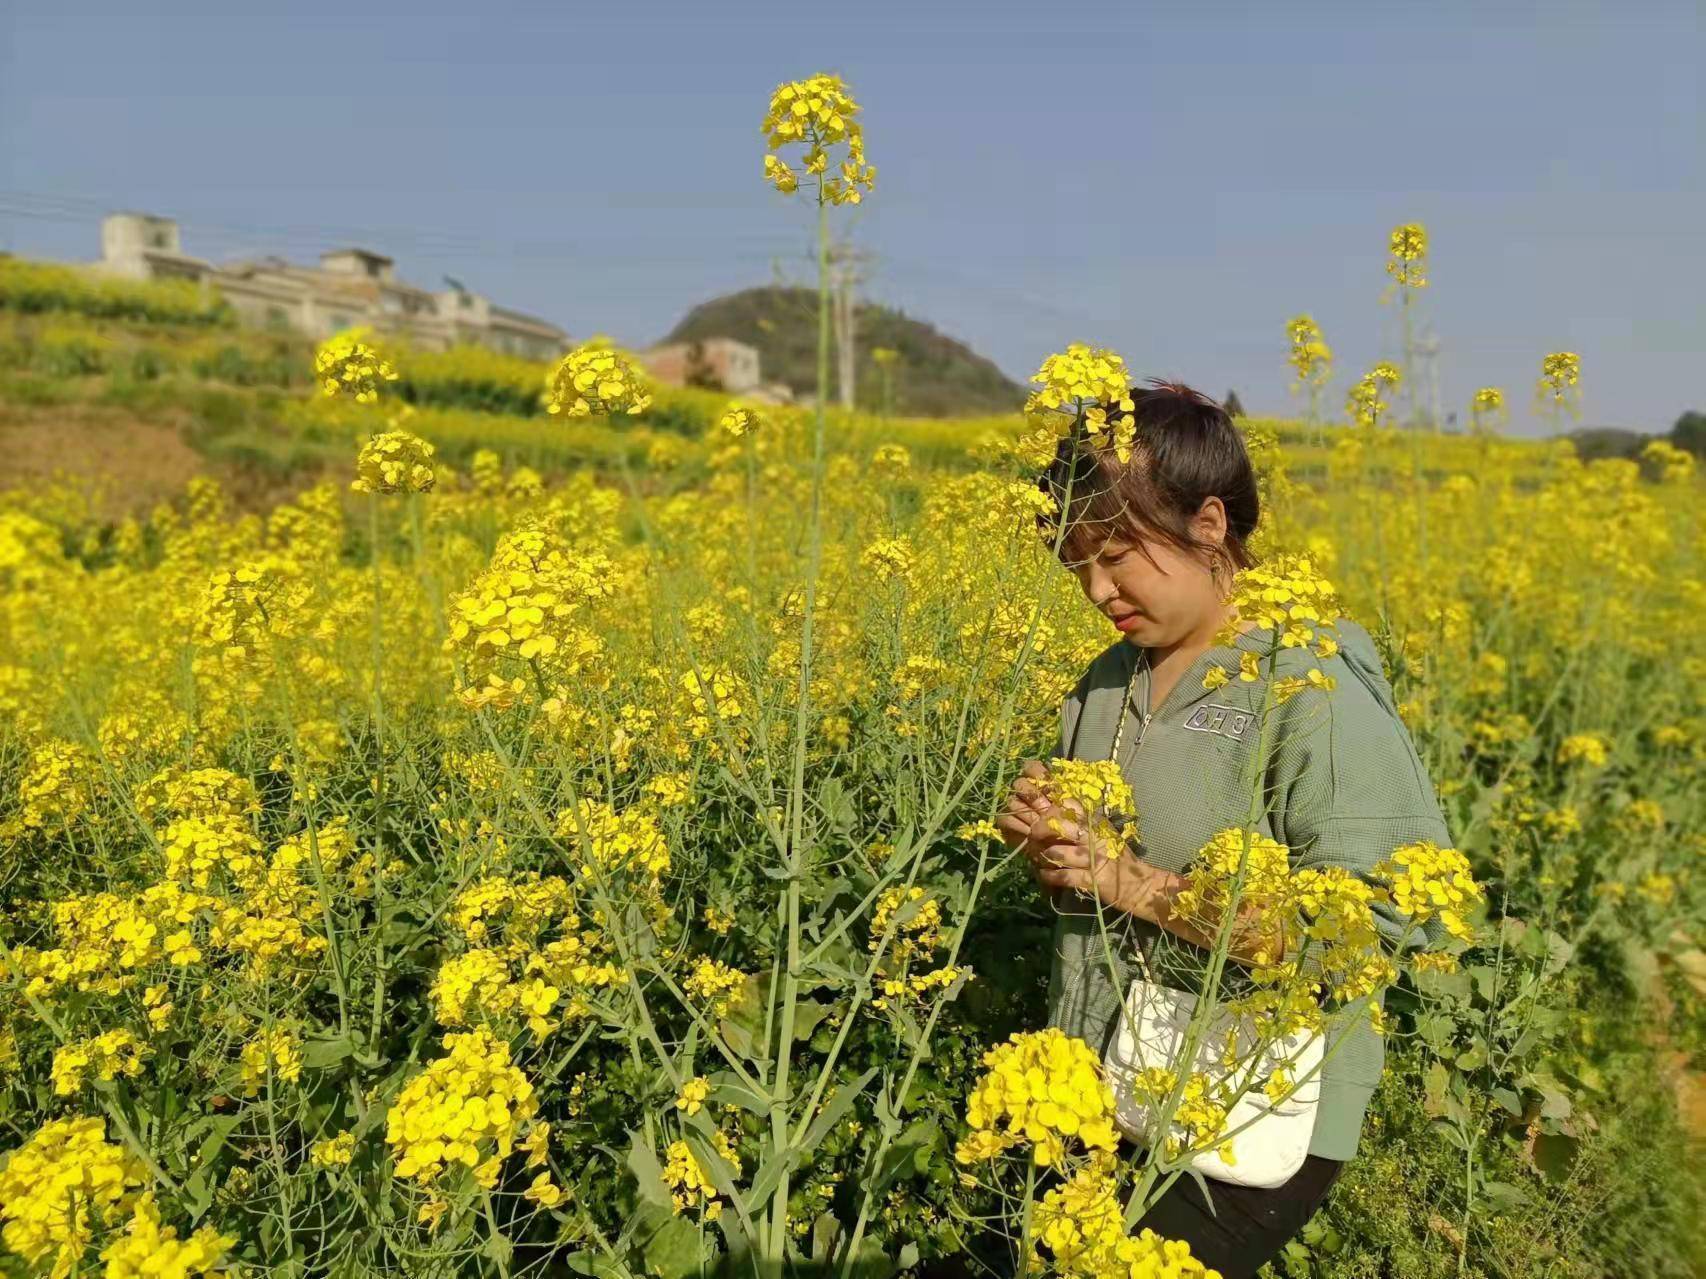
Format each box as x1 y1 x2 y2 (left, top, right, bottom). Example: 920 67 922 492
1137 1155 1343 1279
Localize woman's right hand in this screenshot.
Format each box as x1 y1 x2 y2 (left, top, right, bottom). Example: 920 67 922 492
997 760 1071 876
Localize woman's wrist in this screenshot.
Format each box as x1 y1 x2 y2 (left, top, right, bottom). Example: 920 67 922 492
1116 845 1178 923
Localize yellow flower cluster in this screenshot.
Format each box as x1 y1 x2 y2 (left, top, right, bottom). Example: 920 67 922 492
1639 438 1696 484
0 1115 146 1278
1034 1166 1223 1279
871 441 910 473
761 73 875 205
874 962 970 1009
683 957 747 1017
1220 552 1342 650
195 556 316 668
1024 344 1138 462
133 765 260 826
207 819 364 978
15 740 98 830
674 1076 710 1116
555 797 672 885
661 1130 741 1220
954 1027 1120 1169
1372 840 1485 942
386 1027 540 1187
867 885 968 1011
10 881 217 999
544 341 653 418
859 535 915 585
1345 361 1401 428
1170 828 1292 935
351 430 437 494
1121 1067 1234 1161
1285 314 1332 393
99 1193 234 1279
50 1028 150 1096
311 1131 356 1168
239 1028 304 1095
718 403 760 436
1536 350 1581 409
314 327 399 404
437 874 625 1032
869 885 943 963
453 872 575 949
160 813 265 890
1556 732 1611 767
444 518 617 708
1469 386 1508 434
1385 222 1428 288
1038 757 1139 856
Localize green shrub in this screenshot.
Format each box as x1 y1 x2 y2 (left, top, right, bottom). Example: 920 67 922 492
0 257 232 326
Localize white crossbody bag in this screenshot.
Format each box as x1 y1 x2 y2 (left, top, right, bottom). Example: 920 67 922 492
1103 956 1324 1188
1097 654 1323 1189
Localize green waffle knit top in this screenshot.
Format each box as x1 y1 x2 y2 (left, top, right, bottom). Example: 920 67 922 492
1047 617 1452 1162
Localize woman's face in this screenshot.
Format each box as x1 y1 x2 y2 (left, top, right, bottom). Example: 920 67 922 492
1065 507 1228 649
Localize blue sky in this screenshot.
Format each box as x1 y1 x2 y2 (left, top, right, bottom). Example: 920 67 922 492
3 0 1700 435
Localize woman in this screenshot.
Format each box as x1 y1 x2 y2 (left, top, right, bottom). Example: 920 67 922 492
995 380 1454 1279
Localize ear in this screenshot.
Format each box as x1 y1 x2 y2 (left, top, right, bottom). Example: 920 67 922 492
1191 496 1228 548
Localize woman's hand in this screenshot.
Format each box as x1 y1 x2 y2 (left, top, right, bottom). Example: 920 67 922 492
998 761 1164 918
1025 804 1165 920
995 760 1064 863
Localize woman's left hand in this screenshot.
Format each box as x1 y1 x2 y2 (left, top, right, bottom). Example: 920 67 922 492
1026 800 1165 920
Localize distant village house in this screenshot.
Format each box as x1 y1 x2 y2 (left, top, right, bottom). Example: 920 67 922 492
640 336 791 404
94 212 569 361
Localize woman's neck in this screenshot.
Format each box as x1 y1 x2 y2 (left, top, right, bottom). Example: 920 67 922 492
1145 603 1247 670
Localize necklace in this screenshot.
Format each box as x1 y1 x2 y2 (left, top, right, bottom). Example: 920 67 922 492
1107 648 1149 768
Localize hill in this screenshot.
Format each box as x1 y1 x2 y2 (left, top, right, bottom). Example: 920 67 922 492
662 286 1025 416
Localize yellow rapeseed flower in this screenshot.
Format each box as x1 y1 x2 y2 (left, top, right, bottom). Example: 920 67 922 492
314 327 399 404
544 341 653 418
1385 222 1429 288
762 74 875 205
351 430 437 495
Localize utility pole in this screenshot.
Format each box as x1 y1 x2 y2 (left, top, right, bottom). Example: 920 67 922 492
1416 324 1443 432
826 235 873 410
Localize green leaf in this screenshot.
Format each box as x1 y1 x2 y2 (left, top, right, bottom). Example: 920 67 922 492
639 1210 706 1279
843 1241 898 1279
1422 1061 1451 1117
1480 1179 1528 1211
1416 1012 1455 1052
563 1251 630 1278
301 1032 358 1070
1413 966 1472 1002
625 1129 671 1209
800 1067 878 1151
1527 1131 1580 1182
180 1114 244 1220
791 998 830 1043
870 1118 935 1194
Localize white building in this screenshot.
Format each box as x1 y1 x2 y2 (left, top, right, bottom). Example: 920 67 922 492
94 212 568 360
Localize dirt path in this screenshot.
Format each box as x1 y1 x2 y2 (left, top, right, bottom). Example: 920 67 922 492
0 402 330 519
0 401 208 519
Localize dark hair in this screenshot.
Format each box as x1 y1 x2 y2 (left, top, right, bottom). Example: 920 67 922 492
1035 378 1260 577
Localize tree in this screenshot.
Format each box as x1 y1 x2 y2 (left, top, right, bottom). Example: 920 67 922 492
684 340 724 392
1671 410 1706 457
1223 389 1246 418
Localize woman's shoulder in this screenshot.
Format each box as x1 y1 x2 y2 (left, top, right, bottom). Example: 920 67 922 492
1066 639 1137 701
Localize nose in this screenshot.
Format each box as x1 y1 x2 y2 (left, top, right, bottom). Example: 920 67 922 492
1082 560 1117 606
